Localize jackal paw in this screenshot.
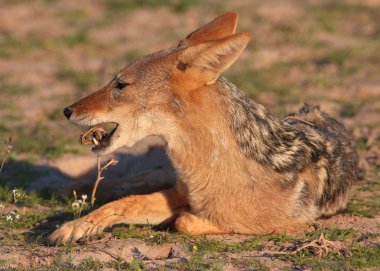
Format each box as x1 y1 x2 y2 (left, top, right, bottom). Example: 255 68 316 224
49 219 104 244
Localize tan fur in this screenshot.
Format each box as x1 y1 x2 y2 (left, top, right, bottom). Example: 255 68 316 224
50 187 186 243
51 12 357 244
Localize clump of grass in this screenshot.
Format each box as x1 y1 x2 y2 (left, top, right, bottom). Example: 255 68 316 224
78 257 103 270
56 66 97 89
356 137 369 151
188 235 265 254
60 9 87 27
112 224 155 240
306 227 357 241
5 213 46 230
112 224 181 245
346 195 380 218
345 175 380 217
107 258 144 270
11 189 27 204
61 30 89 48
0 83 33 96
279 244 380 270
0 189 47 243
316 49 350 67
47 108 65 121
12 123 80 160
227 68 294 100
340 102 362 118
123 49 143 62
105 0 201 13
0 187 28 205
0 186 67 208
308 2 377 34
0 32 45 58
0 160 40 187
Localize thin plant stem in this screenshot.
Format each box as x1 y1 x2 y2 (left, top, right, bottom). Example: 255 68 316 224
0 137 12 175
91 156 118 206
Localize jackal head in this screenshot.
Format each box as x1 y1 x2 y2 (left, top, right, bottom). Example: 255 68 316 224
63 12 250 155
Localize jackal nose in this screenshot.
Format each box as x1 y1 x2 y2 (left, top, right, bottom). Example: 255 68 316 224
63 107 73 119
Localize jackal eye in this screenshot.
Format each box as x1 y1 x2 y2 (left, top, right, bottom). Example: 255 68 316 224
115 79 128 90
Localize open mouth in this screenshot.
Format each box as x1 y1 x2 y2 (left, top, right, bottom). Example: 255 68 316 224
79 123 118 152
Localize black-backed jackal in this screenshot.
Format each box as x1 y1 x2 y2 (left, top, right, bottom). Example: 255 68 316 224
51 12 358 244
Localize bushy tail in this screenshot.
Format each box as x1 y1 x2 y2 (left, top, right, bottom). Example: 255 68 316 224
286 104 359 216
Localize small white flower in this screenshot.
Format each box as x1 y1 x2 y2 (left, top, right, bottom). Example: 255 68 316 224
81 195 88 201
72 201 80 208
0 204 4 209
15 214 21 220
12 189 17 194
6 215 12 221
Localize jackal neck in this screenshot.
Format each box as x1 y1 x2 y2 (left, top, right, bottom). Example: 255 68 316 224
216 78 320 173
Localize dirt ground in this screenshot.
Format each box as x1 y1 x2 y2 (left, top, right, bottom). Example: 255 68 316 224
0 0 380 270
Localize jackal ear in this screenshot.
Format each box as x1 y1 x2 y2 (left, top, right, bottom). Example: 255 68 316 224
177 32 250 86
178 12 239 47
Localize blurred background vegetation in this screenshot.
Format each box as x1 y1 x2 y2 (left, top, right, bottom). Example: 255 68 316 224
0 0 379 163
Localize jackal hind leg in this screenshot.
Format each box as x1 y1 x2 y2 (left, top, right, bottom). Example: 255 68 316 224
175 212 227 235
50 188 186 244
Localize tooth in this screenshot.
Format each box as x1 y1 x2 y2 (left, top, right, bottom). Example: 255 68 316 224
92 138 99 145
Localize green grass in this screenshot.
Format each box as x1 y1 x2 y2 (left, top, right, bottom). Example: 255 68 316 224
47 256 146 271
306 227 357 241
0 185 69 208
0 161 39 187
0 83 33 96
227 67 295 99
56 66 97 90
112 225 184 246
316 49 351 67
3 213 47 230
60 31 90 48
112 224 293 251
123 49 144 63
280 244 380 270
5 123 82 160
112 224 156 240
308 2 379 34
60 9 88 27
345 173 380 218
78 257 103 270
0 27 94 58
339 102 362 118
0 203 378 270
189 235 271 254
0 32 45 58
346 195 380 218
105 0 201 13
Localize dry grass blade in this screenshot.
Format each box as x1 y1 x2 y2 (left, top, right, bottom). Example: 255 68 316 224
292 233 348 257
264 233 349 258
0 137 13 174
91 156 118 206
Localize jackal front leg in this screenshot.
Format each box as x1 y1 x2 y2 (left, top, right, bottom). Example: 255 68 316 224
50 188 186 244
